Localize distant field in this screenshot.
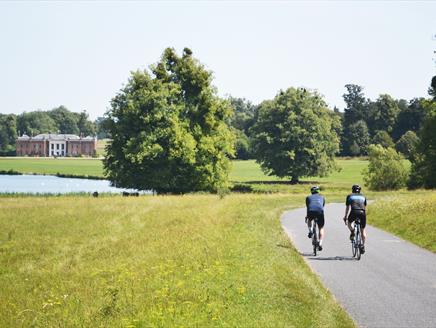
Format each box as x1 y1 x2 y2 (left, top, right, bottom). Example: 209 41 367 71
230 159 368 193
0 157 368 192
0 158 104 177
0 194 354 327
369 192 436 253
0 157 369 195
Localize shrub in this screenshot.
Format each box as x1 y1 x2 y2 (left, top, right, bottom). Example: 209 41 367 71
363 144 409 190
395 130 419 160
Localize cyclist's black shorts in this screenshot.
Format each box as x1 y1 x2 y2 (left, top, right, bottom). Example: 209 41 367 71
348 210 366 228
307 211 325 228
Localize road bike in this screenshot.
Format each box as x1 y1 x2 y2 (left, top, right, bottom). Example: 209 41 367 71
351 217 364 260
307 217 321 256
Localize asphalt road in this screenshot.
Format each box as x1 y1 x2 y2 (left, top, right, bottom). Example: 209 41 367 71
281 203 436 328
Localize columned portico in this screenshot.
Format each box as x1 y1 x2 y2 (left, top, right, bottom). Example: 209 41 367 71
49 140 67 157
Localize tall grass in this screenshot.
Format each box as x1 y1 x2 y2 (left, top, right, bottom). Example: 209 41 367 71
0 195 355 327
368 192 436 252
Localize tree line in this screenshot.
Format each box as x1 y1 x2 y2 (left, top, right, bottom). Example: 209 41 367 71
230 84 427 160
102 47 436 192
0 106 108 155
1 47 434 192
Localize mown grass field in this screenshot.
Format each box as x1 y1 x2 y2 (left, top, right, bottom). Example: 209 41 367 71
0 195 355 327
0 157 367 193
368 192 436 253
0 158 105 177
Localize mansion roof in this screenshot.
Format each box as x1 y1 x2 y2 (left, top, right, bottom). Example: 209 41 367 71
17 134 96 141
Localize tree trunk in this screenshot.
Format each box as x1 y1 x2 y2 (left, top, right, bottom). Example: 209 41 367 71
290 176 299 184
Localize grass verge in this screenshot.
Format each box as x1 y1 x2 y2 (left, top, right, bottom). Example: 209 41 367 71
368 192 436 253
0 194 355 327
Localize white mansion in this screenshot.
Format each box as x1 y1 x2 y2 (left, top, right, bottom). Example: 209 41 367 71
16 134 97 157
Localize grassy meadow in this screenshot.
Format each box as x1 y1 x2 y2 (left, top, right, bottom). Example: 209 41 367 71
0 158 104 177
1 155 435 326
0 195 355 327
368 193 436 253
0 157 367 193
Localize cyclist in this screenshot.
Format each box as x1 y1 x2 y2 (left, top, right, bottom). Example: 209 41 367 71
343 184 367 254
306 186 325 251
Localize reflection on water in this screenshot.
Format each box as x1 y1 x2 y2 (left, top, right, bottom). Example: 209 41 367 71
0 174 148 194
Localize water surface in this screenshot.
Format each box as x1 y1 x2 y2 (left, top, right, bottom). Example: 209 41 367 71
0 174 146 194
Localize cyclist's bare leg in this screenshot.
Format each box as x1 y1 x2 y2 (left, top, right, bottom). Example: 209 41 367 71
307 219 313 233
319 227 324 245
362 227 367 244
347 221 354 233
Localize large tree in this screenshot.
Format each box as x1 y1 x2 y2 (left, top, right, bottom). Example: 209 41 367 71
17 111 58 136
341 84 370 155
49 106 80 135
392 98 426 140
228 97 257 159
409 98 436 188
0 114 17 153
347 120 370 156
251 88 339 183
104 48 235 193
77 110 96 136
369 94 400 134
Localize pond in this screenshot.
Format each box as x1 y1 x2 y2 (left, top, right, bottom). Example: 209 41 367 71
0 174 148 194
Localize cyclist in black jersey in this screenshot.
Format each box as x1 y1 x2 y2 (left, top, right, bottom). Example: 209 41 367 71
306 186 325 251
343 184 367 254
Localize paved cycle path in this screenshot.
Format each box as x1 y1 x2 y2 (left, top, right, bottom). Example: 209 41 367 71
281 203 436 328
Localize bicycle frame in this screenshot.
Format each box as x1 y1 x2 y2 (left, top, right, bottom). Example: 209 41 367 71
310 218 320 256
351 218 363 260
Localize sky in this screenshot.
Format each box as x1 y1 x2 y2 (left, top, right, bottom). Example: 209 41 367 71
0 1 435 120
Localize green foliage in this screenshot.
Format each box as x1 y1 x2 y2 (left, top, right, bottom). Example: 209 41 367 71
343 84 368 126
49 106 80 135
409 99 436 188
341 85 371 155
346 120 370 156
77 110 96 136
234 129 252 160
369 94 400 133
95 117 111 139
17 111 58 136
372 130 395 148
0 114 17 153
104 48 235 193
251 88 339 183
392 98 426 140
428 75 436 100
14 107 96 140
395 130 419 159
228 97 257 134
363 144 409 190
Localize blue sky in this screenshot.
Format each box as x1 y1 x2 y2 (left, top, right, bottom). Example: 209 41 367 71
1 1 435 119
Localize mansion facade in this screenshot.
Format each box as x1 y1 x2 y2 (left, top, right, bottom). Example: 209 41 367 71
16 134 97 157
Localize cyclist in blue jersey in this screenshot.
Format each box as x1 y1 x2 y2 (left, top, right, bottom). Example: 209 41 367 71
306 186 325 251
343 184 367 254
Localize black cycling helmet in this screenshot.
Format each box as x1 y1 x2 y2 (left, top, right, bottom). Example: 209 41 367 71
310 186 320 194
352 184 361 193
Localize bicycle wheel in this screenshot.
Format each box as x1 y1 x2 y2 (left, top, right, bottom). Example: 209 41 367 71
312 227 318 256
352 235 357 257
355 225 361 260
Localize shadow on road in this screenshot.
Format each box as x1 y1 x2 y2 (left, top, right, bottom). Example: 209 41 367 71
308 256 356 261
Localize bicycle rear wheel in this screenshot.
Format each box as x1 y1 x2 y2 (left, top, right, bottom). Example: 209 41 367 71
312 227 318 256
355 226 362 260
352 238 357 257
